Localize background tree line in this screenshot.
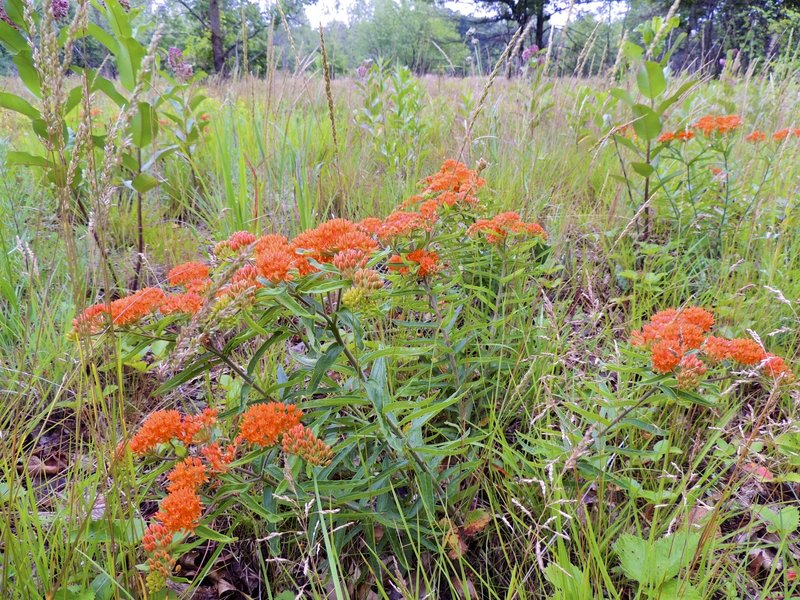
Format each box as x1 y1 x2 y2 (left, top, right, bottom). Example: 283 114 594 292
2 0 800 77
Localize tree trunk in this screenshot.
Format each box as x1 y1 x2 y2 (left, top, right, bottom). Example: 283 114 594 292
535 2 545 49
209 0 224 74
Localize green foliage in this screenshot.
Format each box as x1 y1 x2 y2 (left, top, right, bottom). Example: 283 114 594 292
355 61 427 175
2 2 800 598
614 530 700 590
349 0 467 73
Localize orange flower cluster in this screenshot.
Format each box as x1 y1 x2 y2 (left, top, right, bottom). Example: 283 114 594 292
132 407 239 586
407 249 440 277
155 485 202 532
631 307 793 385
358 210 436 242
73 288 167 334
659 129 695 143
201 441 238 474
466 211 547 244
128 408 218 454
166 457 208 492
744 128 800 143
293 219 378 264
676 355 707 390
423 159 486 195
282 424 333 466
254 234 309 283
110 288 167 325
217 264 264 300
72 161 511 336
663 120 800 145
237 402 303 447
389 250 440 278
214 231 257 256
703 336 791 378
160 292 203 316
353 268 383 290
692 114 742 136
167 262 210 288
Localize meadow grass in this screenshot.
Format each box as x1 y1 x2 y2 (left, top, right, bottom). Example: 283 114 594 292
1 61 800 599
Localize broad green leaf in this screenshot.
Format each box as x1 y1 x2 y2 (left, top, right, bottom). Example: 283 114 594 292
544 561 591 600
631 161 655 177
775 432 800 466
753 505 799 535
610 88 635 107
5 151 48 167
659 80 697 114
12 52 41 97
622 41 644 61
64 85 83 114
631 104 662 141
0 91 40 120
308 344 344 394
637 61 667 100
103 0 132 39
4 0 26 31
0 21 28 53
85 24 119 64
130 102 157 147
615 531 699 586
131 172 159 193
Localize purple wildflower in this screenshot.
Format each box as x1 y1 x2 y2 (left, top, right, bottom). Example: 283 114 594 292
521 44 539 63
167 47 193 82
52 0 69 20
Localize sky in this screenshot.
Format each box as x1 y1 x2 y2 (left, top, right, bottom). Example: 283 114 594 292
305 0 627 29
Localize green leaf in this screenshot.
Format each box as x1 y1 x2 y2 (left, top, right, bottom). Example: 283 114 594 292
308 344 344 394
631 162 655 177
12 51 41 97
190 93 208 111
85 69 128 106
615 531 699 586
631 104 662 141
658 80 697 114
64 85 84 114
4 0 26 27
0 91 41 120
0 21 28 53
753 505 799 535
622 41 644 61
131 172 159 194
610 88 634 107
544 561 591 600
657 579 702 600
775 432 800 466
637 61 667 100
130 102 158 147
194 525 237 543
5 151 48 167
103 0 132 39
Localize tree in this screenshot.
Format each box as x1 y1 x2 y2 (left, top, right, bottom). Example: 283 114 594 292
635 0 800 70
349 0 467 72
154 0 315 74
474 0 588 48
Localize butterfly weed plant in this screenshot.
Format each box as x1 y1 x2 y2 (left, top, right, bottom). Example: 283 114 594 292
72 159 550 594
